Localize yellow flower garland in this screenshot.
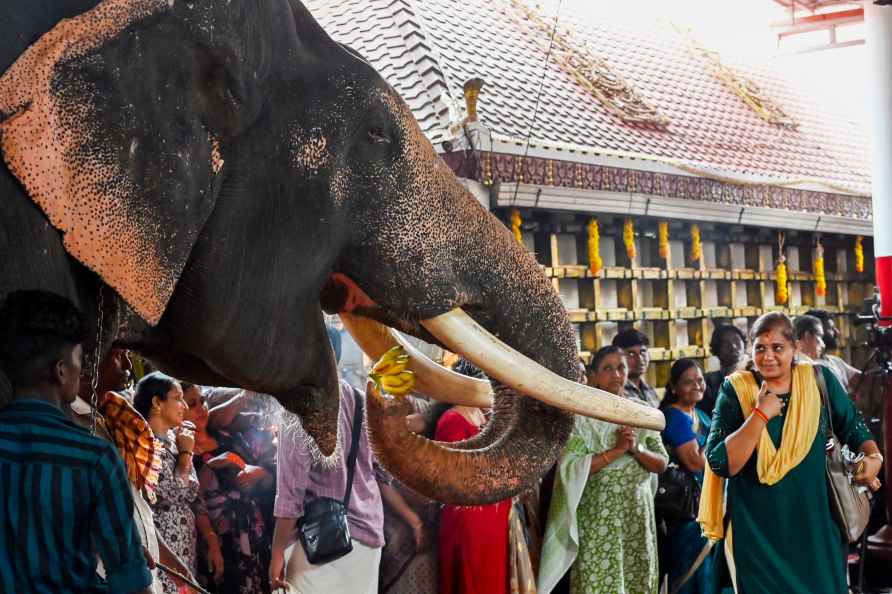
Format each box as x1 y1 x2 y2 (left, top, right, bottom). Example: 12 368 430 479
814 240 826 298
658 221 669 260
587 218 603 276
776 257 789 305
690 224 702 262
510 209 523 245
855 236 864 273
623 218 636 262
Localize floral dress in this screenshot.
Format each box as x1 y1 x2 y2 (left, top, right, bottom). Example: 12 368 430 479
151 432 205 594
539 413 667 594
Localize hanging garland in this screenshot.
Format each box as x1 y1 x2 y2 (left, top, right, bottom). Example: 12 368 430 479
776 232 789 305
814 238 826 298
658 221 670 260
690 224 702 263
623 219 636 262
587 218 603 276
855 236 864 273
510 209 523 245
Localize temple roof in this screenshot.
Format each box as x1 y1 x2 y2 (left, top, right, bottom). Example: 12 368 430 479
304 0 870 197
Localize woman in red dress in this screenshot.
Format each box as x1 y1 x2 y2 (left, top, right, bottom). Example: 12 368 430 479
436 403 512 594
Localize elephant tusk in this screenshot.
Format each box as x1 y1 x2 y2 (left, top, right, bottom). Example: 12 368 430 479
420 308 666 431
338 312 494 408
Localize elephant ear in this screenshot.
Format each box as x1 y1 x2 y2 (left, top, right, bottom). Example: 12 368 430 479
0 0 262 324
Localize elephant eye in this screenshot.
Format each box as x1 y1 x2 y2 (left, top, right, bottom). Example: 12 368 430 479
367 126 391 145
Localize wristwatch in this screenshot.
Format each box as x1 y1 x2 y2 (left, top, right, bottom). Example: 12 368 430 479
633 442 645 456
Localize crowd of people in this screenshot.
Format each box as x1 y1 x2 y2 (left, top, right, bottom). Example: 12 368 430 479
0 289 885 594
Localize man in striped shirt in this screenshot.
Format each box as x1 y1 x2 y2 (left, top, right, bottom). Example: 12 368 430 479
0 290 153 594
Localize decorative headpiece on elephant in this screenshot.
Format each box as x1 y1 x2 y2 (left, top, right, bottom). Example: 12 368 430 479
0 0 662 504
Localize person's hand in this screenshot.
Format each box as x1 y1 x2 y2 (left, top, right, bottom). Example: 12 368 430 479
615 426 636 453
206 451 246 471
206 534 225 581
405 413 426 435
269 547 288 591
854 455 883 490
408 514 426 551
175 421 196 454
235 465 270 493
755 382 783 420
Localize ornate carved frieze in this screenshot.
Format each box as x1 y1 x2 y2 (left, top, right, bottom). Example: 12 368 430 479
439 151 872 220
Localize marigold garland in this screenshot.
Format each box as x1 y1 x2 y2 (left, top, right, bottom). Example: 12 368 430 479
510 209 523 245
623 218 636 262
587 218 603 276
690 224 702 262
814 240 826 298
855 236 864 273
776 258 789 305
776 232 788 305
658 221 670 260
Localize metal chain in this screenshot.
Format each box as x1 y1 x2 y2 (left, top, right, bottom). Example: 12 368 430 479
90 288 105 435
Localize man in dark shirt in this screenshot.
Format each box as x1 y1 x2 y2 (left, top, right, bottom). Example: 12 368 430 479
0 290 152 594
612 329 660 407
700 323 746 416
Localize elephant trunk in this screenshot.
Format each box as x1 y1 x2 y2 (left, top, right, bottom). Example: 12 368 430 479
365 213 581 504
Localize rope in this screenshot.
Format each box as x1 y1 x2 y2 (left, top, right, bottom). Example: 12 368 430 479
510 0 563 206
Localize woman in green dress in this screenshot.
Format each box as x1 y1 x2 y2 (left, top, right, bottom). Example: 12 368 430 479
701 312 882 594
539 346 668 594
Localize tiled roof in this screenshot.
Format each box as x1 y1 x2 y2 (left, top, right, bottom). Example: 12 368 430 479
304 0 870 196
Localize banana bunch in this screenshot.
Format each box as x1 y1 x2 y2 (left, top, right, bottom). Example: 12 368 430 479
369 346 415 396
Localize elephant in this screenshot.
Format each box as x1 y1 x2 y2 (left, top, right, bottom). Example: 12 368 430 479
0 0 662 504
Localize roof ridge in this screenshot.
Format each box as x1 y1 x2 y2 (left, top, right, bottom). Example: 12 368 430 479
385 0 455 136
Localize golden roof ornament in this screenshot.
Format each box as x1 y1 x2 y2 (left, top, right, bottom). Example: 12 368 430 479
463 78 485 123
675 25 798 129
504 0 669 127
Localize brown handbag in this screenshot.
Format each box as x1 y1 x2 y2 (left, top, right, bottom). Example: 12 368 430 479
814 366 872 543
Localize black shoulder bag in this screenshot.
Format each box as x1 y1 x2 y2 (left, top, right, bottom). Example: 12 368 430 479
656 409 703 522
298 388 364 565
814 366 872 543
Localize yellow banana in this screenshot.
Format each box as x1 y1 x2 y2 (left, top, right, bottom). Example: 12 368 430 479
373 355 409 376
370 347 415 396
380 376 407 389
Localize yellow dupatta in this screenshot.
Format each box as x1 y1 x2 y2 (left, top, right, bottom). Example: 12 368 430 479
698 363 822 539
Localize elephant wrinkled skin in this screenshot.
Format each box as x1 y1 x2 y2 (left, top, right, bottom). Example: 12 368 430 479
0 0 659 504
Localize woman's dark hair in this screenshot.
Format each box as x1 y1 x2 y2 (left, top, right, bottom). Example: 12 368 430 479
804 309 831 324
587 345 624 375
661 358 701 410
0 290 89 390
709 324 746 356
793 315 823 340
133 371 179 420
749 311 794 343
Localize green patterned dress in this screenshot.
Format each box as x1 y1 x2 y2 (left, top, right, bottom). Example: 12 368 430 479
539 413 667 594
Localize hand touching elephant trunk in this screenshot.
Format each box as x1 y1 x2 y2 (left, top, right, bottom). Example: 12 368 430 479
363 309 664 504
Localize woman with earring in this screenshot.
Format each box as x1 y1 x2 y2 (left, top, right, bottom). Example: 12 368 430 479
539 345 668 594
701 312 883 594
135 372 216 594
659 358 715 594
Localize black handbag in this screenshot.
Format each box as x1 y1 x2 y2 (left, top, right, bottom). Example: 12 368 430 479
655 460 700 521
814 366 872 543
297 388 364 565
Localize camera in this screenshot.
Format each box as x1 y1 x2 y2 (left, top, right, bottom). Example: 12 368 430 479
854 292 892 351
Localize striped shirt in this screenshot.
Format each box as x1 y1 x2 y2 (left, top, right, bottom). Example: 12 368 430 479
0 399 152 594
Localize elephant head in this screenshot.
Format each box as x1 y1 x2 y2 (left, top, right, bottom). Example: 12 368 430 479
0 0 662 503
